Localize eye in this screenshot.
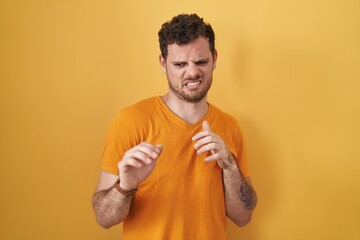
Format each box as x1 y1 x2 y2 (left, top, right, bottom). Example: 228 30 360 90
174 62 186 67
195 60 209 65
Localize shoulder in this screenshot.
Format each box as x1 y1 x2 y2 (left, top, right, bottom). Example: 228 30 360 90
116 97 158 120
122 97 157 113
106 97 157 132
208 103 246 149
106 97 158 138
208 103 244 138
209 103 238 126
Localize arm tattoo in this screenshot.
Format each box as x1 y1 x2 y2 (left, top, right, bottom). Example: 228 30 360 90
239 180 254 209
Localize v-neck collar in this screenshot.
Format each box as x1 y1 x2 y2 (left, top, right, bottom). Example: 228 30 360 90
154 96 214 129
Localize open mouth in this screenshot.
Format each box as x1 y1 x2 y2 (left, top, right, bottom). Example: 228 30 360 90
185 81 201 87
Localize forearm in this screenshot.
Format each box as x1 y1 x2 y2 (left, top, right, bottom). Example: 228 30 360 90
223 156 257 227
92 187 132 229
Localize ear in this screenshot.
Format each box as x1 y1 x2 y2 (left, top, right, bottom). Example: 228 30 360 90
159 54 167 73
212 49 218 70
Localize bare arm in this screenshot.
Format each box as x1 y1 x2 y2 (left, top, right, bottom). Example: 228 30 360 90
92 143 163 229
193 121 257 227
222 157 257 226
92 171 133 228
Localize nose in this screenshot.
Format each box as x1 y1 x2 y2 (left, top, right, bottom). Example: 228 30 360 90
185 64 200 79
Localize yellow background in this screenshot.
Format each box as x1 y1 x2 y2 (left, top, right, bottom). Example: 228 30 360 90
1 0 359 239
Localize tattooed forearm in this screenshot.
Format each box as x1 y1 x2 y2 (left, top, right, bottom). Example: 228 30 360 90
239 180 254 209
222 154 256 226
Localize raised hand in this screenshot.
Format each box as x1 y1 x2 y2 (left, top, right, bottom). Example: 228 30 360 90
192 121 235 169
118 142 163 190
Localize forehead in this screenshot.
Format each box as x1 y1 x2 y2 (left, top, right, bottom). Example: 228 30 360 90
166 37 212 61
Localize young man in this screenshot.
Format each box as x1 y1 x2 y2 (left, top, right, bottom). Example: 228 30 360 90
92 14 257 239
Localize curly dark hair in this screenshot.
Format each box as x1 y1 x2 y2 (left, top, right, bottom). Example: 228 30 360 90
158 14 215 60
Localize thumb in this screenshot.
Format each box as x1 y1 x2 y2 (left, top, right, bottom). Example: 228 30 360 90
202 120 212 131
202 121 215 155
155 144 163 154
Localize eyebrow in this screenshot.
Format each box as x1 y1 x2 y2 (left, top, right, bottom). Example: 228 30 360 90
171 61 187 64
195 58 210 63
171 58 210 64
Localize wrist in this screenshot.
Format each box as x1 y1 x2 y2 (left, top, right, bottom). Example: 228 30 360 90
222 153 237 170
223 161 238 172
114 178 138 197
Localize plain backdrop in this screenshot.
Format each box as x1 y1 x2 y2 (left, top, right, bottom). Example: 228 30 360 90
1 0 359 239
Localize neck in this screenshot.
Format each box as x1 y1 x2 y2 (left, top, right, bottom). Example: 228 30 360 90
161 92 209 124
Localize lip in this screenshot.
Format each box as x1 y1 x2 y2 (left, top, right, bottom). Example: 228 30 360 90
184 80 202 87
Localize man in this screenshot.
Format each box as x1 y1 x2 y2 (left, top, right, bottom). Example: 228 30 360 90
92 14 257 239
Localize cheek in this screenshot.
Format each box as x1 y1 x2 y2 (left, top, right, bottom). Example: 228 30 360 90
168 69 183 79
204 68 214 77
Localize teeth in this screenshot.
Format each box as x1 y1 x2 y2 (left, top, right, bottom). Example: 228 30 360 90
186 81 200 86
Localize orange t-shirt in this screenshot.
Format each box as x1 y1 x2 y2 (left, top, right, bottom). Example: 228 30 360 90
101 96 249 240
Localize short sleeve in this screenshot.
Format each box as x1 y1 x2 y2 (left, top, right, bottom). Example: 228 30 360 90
233 122 250 177
101 109 139 174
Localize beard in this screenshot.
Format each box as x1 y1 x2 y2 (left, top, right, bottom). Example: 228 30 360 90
167 75 213 103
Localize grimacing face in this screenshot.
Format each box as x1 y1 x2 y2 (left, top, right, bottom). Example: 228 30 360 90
160 37 217 103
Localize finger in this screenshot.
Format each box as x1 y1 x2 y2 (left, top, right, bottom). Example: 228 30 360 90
202 120 212 131
138 142 158 155
154 144 163 153
139 141 159 149
154 144 163 155
197 142 217 155
120 158 144 172
194 136 216 150
147 144 163 160
141 142 163 157
126 143 157 159
129 150 153 164
192 130 210 141
135 143 163 160
204 153 220 162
